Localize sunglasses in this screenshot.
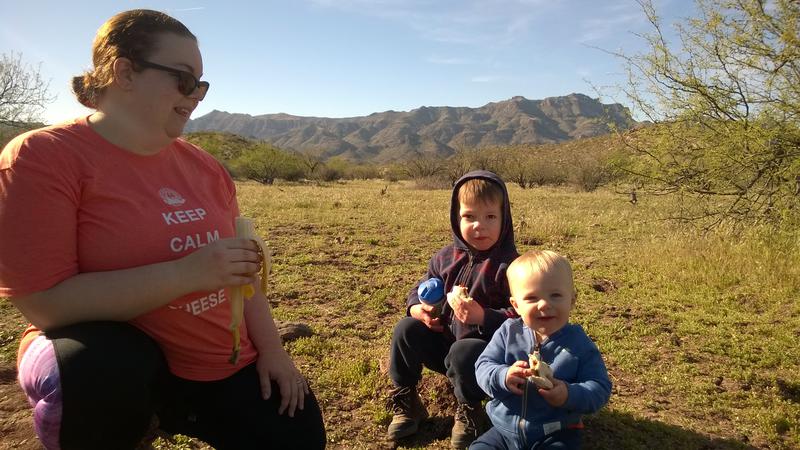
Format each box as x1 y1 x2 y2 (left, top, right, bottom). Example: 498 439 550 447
133 59 210 99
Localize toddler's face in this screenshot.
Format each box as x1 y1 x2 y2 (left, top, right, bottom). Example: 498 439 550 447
458 198 502 252
509 265 575 340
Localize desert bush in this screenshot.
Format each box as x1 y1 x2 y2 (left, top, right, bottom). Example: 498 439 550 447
611 0 800 227
231 143 298 184
346 164 380 180
380 163 406 182
413 174 452 190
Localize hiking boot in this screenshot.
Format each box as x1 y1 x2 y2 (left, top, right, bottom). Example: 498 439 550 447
386 385 429 440
450 401 489 449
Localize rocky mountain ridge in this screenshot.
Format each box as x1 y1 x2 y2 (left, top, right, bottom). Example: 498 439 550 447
186 93 635 162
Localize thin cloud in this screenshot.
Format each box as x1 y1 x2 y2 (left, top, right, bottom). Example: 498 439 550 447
306 0 554 47
577 13 643 43
576 1 644 43
471 75 504 83
427 56 472 65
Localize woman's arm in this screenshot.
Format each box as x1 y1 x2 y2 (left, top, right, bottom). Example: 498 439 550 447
243 290 283 357
244 287 308 417
11 238 261 331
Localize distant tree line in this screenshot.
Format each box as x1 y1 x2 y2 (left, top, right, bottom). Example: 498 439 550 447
185 131 627 193
395 135 626 192
184 132 383 184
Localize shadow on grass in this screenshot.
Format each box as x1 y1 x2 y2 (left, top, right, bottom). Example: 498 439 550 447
394 416 453 448
396 409 756 450
584 409 757 450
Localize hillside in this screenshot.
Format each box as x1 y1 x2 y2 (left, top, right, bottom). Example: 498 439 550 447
185 93 635 163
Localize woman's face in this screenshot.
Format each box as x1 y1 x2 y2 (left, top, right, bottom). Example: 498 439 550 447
131 33 206 140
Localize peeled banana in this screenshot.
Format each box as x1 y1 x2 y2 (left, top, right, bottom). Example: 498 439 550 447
229 216 273 364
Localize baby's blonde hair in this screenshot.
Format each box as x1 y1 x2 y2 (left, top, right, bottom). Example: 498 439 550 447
507 250 575 292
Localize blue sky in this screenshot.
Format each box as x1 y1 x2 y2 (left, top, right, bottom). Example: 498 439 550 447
2 0 694 124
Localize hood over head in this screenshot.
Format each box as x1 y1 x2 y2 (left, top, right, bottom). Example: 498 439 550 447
450 170 516 258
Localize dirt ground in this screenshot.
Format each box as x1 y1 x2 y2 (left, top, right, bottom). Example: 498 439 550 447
0 361 38 450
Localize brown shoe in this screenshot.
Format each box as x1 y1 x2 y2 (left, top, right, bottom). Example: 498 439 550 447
450 402 489 449
386 386 429 440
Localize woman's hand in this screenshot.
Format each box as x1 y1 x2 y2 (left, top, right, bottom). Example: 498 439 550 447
177 238 261 292
505 360 532 395
256 348 309 417
409 304 443 332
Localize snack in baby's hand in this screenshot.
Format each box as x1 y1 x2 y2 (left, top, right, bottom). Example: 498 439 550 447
446 285 473 309
528 350 554 390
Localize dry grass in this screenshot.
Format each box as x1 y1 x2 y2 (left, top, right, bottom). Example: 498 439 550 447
1 179 798 449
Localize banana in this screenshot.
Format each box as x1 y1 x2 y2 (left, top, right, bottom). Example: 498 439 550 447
528 350 554 390
229 216 272 364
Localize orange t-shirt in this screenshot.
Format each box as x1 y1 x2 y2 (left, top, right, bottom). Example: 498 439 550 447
0 117 257 381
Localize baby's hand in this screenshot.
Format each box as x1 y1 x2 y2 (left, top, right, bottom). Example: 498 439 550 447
538 378 568 407
505 360 532 395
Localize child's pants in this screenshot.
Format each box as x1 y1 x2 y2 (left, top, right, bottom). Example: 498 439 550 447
470 426 582 449
17 321 326 450
389 316 487 403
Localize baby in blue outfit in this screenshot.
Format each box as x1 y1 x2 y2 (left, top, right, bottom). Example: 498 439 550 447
472 250 612 449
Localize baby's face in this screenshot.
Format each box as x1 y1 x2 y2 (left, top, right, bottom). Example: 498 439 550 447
509 265 575 340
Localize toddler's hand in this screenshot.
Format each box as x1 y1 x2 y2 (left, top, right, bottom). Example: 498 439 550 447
177 238 261 292
505 360 532 395
450 295 485 325
538 378 568 407
410 304 443 332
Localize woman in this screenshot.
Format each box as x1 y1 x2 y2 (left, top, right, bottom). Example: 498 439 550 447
0 9 325 449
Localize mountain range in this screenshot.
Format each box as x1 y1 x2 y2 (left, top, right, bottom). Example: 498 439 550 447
185 93 635 163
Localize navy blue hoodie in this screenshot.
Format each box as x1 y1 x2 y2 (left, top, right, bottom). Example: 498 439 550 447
406 170 519 340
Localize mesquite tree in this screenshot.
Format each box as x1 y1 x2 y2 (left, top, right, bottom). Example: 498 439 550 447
614 0 800 227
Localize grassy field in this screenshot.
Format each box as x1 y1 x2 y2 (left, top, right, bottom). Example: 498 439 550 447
1 179 798 449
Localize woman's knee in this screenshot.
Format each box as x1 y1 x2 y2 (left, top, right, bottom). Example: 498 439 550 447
203 379 326 449
44 322 166 449
18 335 63 450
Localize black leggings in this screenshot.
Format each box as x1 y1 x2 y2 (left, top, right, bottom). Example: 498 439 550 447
47 321 326 449
158 363 326 449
